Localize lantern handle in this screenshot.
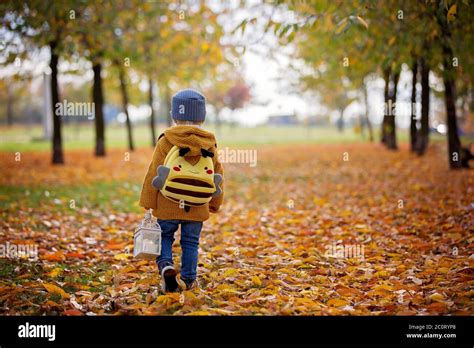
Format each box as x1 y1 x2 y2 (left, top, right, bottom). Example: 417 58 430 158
143 209 153 225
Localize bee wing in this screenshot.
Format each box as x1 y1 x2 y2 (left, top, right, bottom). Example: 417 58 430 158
212 173 223 197
152 165 170 190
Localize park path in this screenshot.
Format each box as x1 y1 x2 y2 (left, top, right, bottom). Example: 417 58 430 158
0 143 472 315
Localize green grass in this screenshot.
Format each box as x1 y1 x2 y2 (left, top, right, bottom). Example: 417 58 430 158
0 123 418 152
0 259 16 277
0 181 143 213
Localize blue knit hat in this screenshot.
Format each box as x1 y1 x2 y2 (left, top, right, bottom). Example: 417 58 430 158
171 89 206 123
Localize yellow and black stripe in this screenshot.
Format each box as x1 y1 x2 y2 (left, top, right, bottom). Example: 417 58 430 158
162 177 215 206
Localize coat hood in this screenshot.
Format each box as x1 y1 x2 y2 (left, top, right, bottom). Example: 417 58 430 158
163 125 217 157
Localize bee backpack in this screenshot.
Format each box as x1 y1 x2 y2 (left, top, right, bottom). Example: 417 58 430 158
151 146 222 211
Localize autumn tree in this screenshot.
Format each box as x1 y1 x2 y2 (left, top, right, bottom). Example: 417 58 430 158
73 0 121 157
133 2 172 146
225 81 251 113
204 66 249 135
241 0 473 167
108 0 143 152
1 1 83 164
131 1 227 139
434 1 470 168
156 3 227 128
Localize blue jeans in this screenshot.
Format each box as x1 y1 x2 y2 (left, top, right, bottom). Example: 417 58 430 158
156 219 203 282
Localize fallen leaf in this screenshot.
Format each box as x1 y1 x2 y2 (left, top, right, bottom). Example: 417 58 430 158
114 253 132 261
327 298 348 307
43 283 70 299
64 309 84 316
251 275 262 287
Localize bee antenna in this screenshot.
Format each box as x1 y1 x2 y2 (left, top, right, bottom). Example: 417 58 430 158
179 147 191 156
201 149 214 158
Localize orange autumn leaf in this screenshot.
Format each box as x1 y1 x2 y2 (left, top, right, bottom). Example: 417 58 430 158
43 283 70 299
65 252 85 259
42 252 65 262
327 298 348 307
427 302 448 313
105 243 125 250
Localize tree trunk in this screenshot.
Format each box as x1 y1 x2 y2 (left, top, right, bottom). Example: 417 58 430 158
416 57 430 155
118 64 134 151
93 62 106 156
337 109 344 132
444 76 461 168
148 77 157 147
445 78 461 168
410 59 418 152
215 108 222 137
436 4 461 169
381 67 391 145
385 70 399 150
358 111 365 138
358 93 365 139
50 41 64 164
6 84 13 126
363 85 374 142
470 82 474 112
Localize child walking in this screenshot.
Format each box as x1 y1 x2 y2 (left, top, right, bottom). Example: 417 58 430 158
139 89 224 292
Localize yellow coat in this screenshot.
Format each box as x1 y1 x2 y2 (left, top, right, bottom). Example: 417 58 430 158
139 125 224 221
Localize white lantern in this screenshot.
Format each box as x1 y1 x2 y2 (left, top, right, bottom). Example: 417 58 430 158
133 210 162 260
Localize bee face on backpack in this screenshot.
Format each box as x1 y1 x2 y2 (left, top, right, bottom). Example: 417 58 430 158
170 156 214 176
152 146 223 208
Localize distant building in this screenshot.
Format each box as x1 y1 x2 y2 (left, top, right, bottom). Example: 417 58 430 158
305 115 328 126
104 104 121 123
266 114 298 126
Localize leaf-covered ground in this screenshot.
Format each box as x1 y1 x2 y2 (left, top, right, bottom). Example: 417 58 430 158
0 143 473 315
